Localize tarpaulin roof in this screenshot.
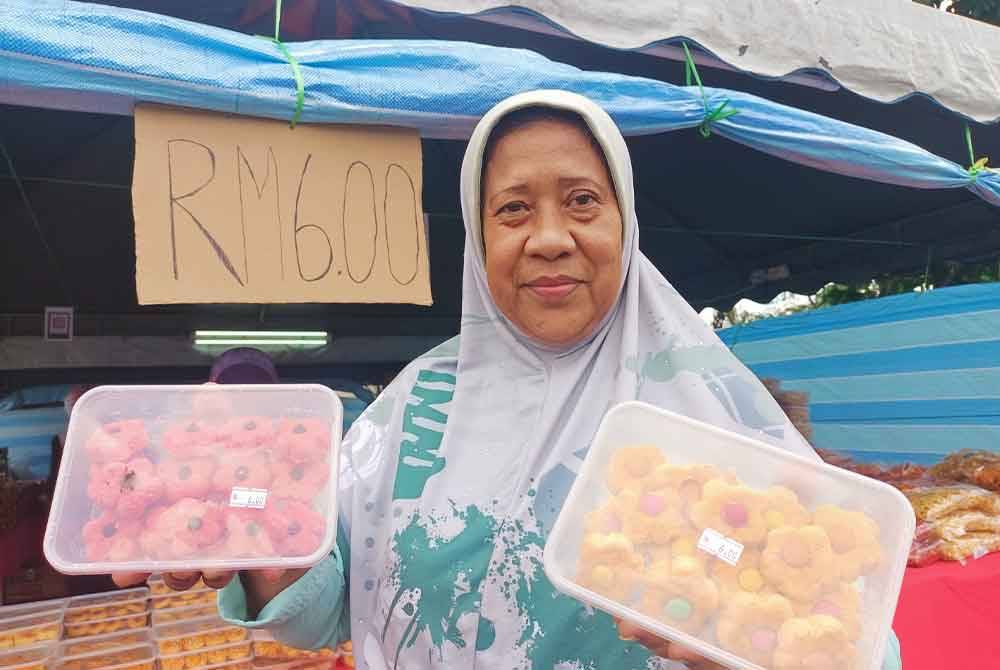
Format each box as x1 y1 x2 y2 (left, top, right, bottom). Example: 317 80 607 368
719 282 1000 464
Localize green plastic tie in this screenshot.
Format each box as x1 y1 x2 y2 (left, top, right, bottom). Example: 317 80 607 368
266 0 304 128
682 42 739 138
965 124 990 180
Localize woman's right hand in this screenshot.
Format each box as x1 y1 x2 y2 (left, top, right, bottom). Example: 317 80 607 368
112 569 307 618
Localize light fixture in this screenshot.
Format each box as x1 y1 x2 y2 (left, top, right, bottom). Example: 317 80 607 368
193 330 329 351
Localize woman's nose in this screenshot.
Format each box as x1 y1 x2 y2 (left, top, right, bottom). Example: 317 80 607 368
524 206 575 260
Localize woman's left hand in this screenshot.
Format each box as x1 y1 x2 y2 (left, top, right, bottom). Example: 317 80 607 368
617 620 727 670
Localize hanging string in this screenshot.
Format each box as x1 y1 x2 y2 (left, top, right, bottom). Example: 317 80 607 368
965 123 990 179
268 0 304 128
681 42 739 138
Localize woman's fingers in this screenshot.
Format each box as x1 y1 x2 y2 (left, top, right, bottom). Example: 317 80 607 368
201 571 235 590
111 572 150 588
615 619 724 669
163 572 201 591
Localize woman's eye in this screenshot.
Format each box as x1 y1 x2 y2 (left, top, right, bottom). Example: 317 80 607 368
570 193 598 208
498 202 527 215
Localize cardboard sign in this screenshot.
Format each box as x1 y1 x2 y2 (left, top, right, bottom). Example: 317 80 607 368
133 105 431 305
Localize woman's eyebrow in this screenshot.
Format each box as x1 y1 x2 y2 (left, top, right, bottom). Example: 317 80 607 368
557 176 604 190
486 183 530 207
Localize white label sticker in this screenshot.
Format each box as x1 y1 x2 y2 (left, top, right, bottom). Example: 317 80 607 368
697 527 745 566
230 487 268 509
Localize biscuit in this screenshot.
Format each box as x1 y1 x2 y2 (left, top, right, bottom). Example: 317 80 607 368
760 526 836 602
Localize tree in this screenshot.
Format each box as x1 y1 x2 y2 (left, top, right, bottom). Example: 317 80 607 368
913 0 1000 26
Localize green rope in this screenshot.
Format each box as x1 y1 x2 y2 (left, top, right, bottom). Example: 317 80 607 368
682 42 739 138
268 0 304 128
965 123 990 179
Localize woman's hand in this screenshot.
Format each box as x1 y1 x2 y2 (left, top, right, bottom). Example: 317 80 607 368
617 620 726 670
112 569 307 618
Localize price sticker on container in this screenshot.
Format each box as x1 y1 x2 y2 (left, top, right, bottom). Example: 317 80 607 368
230 487 269 509
697 527 744 566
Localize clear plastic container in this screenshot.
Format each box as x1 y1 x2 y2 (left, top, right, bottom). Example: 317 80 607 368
0 643 54 670
44 384 343 575
151 604 219 627
544 402 915 670
149 589 216 611
154 616 247 655
57 629 153 659
250 632 336 662
251 659 332 670
54 644 154 670
65 590 148 625
0 611 63 650
147 576 206 597
63 613 148 640
158 640 252 670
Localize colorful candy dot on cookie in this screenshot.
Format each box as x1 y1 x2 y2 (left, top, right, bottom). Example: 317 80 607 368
691 479 768 545
762 486 811 530
271 459 330 502
638 561 720 635
811 505 882 582
140 499 224 559
162 421 220 459
82 511 142 562
618 487 688 546
275 419 331 464
212 450 274 493
760 526 836 602
716 592 795 668
87 457 165 519
606 445 665 493
84 420 148 464
712 548 766 599
221 417 277 450
647 463 736 508
159 458 217 503
223 509 277 557
642 532 712 572
773 615 855 670
793 582 862 641
263 499 327 556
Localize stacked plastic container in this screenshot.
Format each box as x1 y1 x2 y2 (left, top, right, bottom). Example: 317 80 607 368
250 632 336 670
544 402 915 670
148 578 217 626
62 590 149 640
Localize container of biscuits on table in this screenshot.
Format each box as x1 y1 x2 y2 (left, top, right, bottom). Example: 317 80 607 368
43 384 343 575
544 402 915 670
0 601 66 650
155 616 251 670
62 589 149 639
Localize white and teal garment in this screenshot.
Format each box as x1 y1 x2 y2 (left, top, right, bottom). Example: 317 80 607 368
219 90 902 670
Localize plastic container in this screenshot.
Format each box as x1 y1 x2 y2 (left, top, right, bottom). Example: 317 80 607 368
197 659 252 670
250 632 336 662
65 590 148 625
150 589 216 611
54 644 154 670
154 616 247 655
251 659 332 670
0 611 63 650
151 604 219 627
147 576 206 597
158 640 252 670
0 643 54 670
63 613 148 640
544 402 915 670
57 629 153 659
44 384 343 575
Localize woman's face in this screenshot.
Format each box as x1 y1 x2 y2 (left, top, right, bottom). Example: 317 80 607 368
482 119 624 347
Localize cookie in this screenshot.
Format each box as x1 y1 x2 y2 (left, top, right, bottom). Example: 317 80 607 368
275 418 331 464
159 458 217 502
711 548 767 600
618 487 688 545
84 419 148 464
263 499 327 556
87 457 165 518
212 449 274 493
223 509 277 557
220 417 277 450
584 500 625 535
761 486 811 531
760 526 836 602
793 582 862 641
811 505 882 581
142 498 225 559
575 532 644 602
716 592 795 667
638 555 720 635
271 459 329 502
691 479 769 545
82 511 142 562
162 420 220 459
774 615 856 670
606 445 665 493
647 464 735 510
641 532 713 573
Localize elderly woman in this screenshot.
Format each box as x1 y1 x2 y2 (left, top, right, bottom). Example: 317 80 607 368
116 91 902 670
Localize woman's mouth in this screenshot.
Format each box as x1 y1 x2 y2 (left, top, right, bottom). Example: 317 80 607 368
524 276 581 300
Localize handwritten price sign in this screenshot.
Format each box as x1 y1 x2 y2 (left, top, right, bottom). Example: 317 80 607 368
230 487 269 509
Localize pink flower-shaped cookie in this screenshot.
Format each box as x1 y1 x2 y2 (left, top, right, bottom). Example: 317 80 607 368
220 417 277 450
274 419 331 464
84 420 148 464
264 499 326 556
162 420 220 459
159 458 217 502
271 459 329 502
87 457 165 518
223 509 276 558
82 511 143 562
144 498 225 559
212 450 273 493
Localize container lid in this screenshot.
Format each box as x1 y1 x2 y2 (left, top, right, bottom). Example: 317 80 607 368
158 640 251 662
0 643 54 669
64 611 148 629
44 384 343 575
55 644 154 670
543 401 915 670
57 629 153 658
149 589 215 607
0 611 62 635
150 604 218 627
66 589 149 613
153 616 238 642
0 601 67 622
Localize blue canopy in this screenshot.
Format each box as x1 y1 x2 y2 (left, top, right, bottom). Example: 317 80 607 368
719 283 1000 465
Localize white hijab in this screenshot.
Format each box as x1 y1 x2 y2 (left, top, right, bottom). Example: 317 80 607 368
344 89 816 670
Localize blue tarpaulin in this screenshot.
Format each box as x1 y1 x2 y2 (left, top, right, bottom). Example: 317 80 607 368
719 283 1000 465
1 0 998 209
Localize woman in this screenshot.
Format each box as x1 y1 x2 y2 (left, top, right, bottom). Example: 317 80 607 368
116 91 902 669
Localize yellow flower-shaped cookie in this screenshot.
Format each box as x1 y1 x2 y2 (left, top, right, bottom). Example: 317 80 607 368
639 555 720 635
811 505 882 581
691 479 769 545
584 499 625 535
576 532 644 602
647 463 736 509
761 486 811 530
774 615 856 670
716 592 795 668
642 532 712 573
712 548 768 600
761 526 836 602
793 582 862 641
618 487 688 545
606 445 665 493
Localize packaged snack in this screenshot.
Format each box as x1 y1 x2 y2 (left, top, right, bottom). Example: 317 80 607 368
147 576 206 596
63 613 148 639
0 602 65 650
151 604 219 626
45 385 342 575
158 640 251 670
65 590 148 624
57 629 153 659
250 632 336 662
55 644 154 670
150 589 217 612
929 450 1000 492
545 402 913 670
904 484 1000 522
154 617 247 656
0 642 53 670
